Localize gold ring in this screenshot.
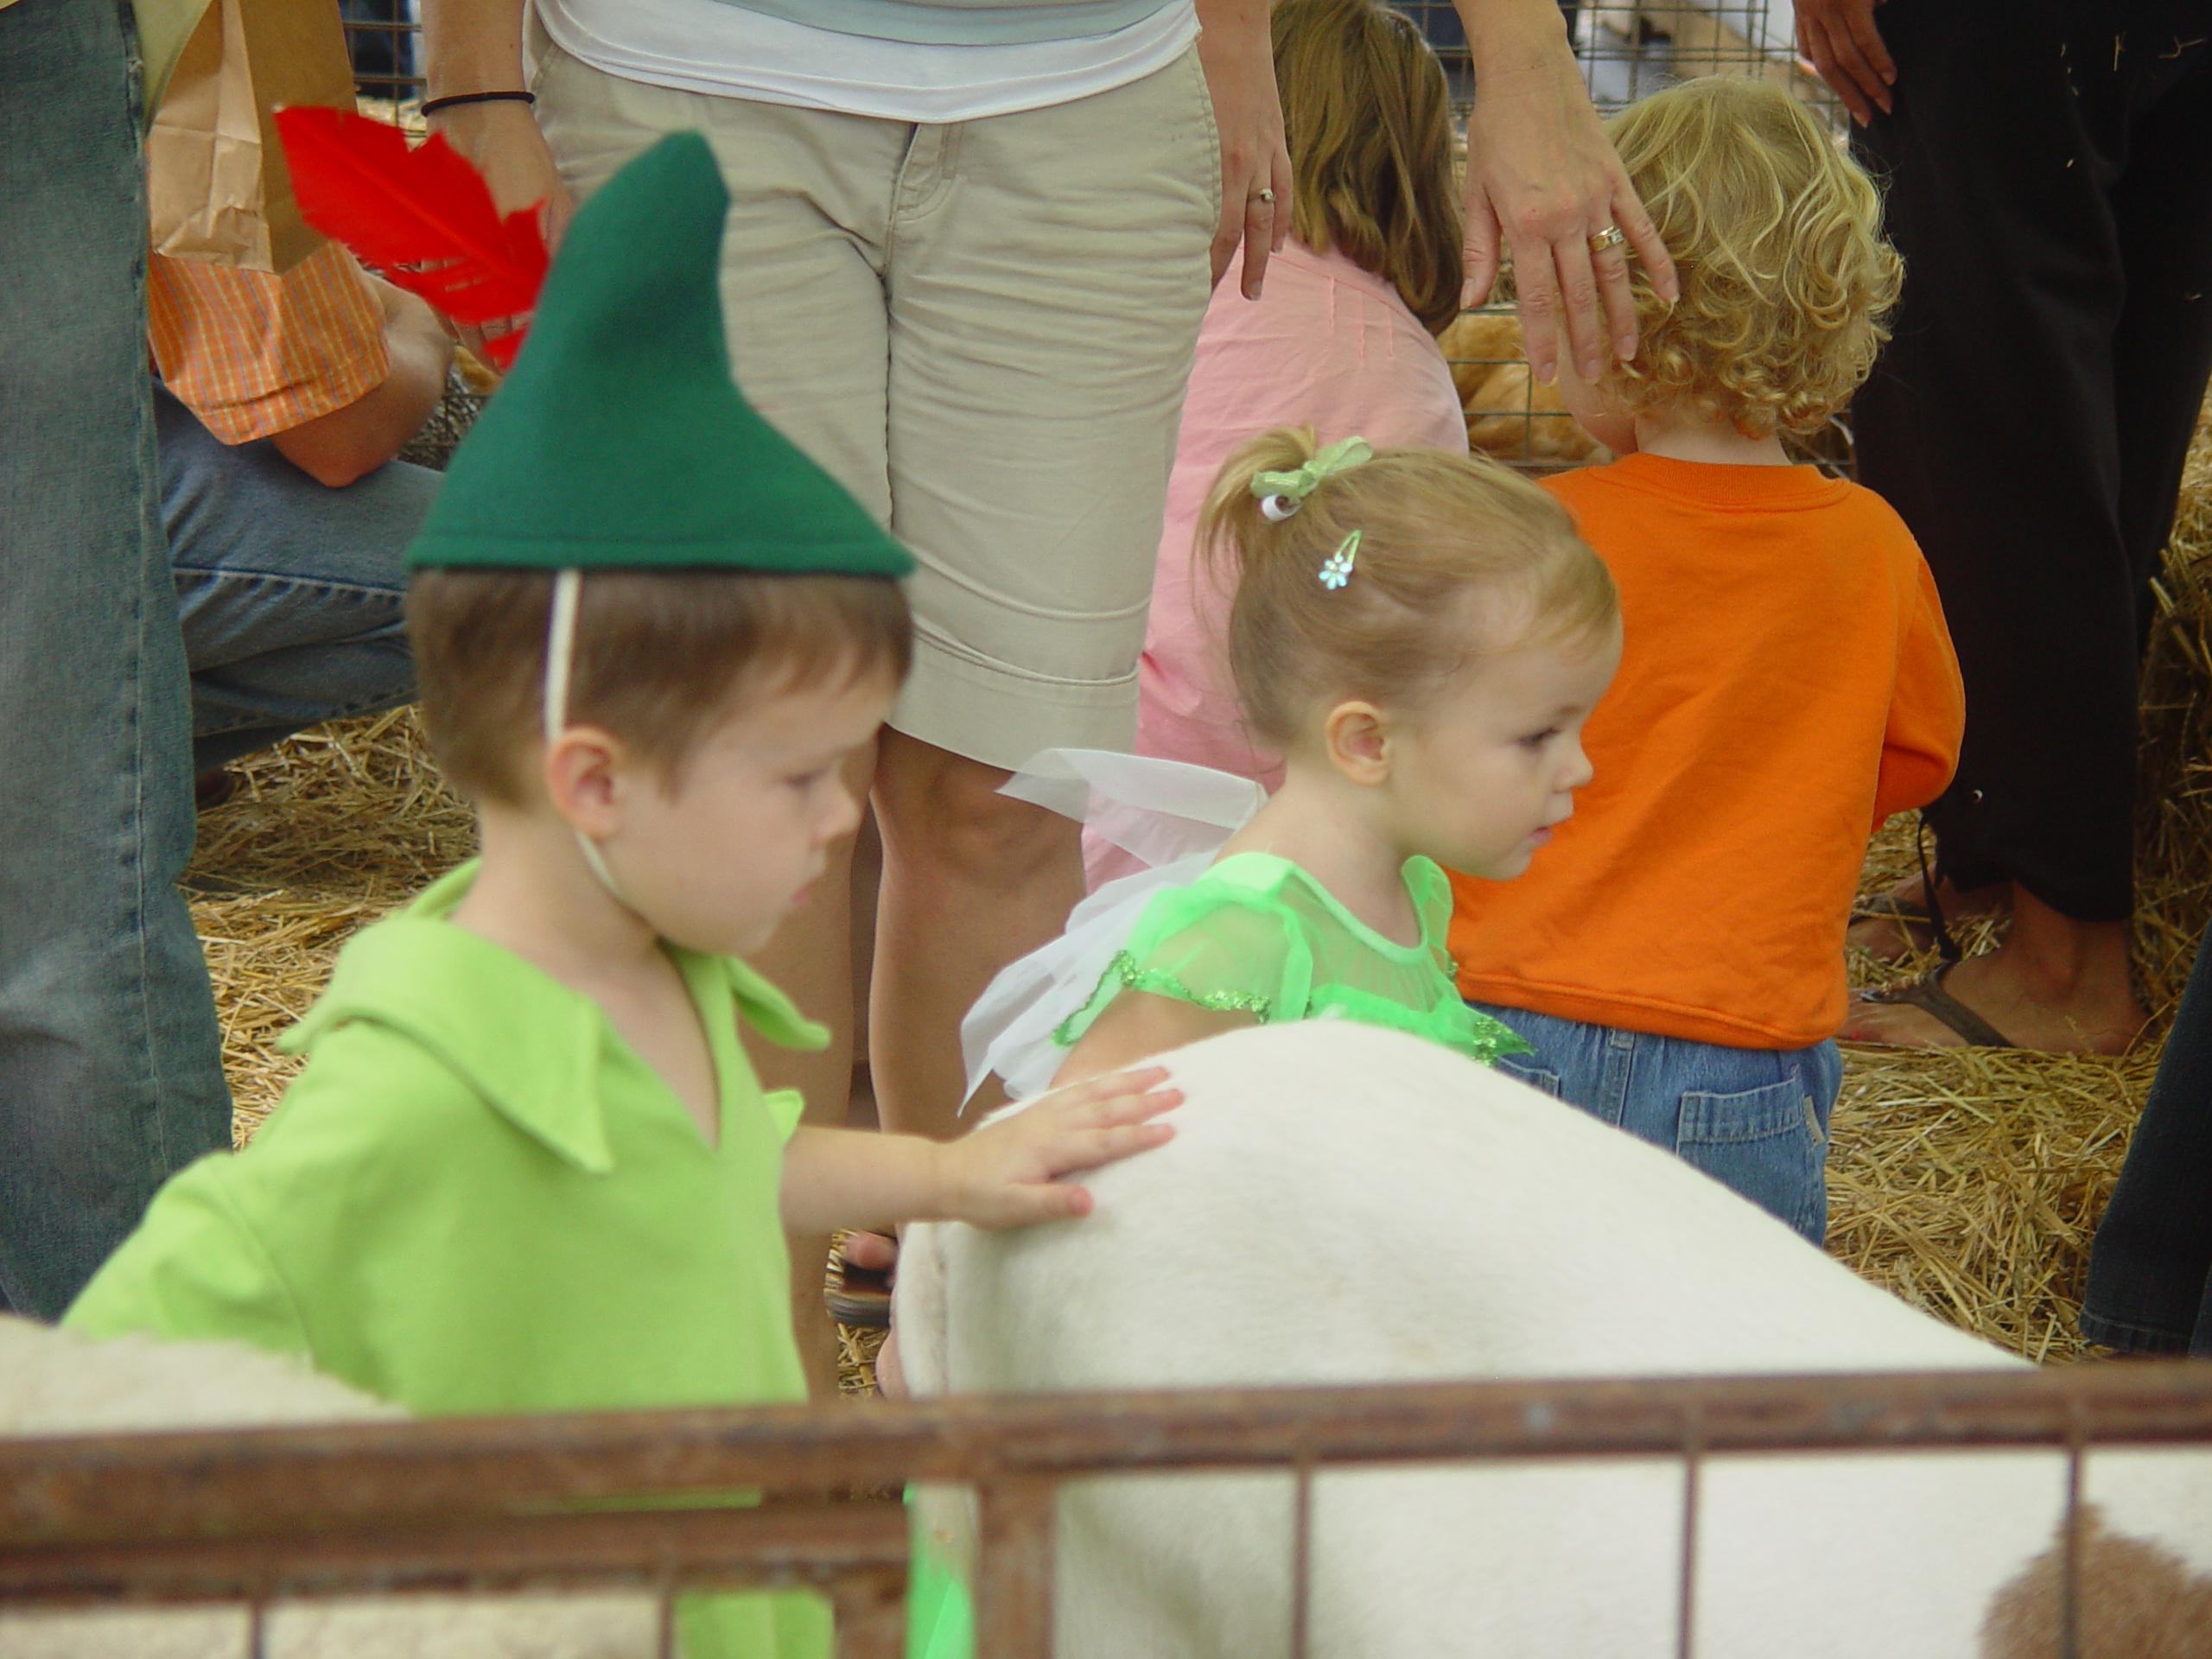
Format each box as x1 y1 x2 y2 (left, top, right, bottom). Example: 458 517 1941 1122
1588 225 1628 255
1254 188 1275 205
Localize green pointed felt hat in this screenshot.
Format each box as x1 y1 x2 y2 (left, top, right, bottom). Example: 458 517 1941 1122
409 130 912 578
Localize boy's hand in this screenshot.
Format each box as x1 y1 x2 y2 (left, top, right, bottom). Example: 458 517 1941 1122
938 1067 1180 1229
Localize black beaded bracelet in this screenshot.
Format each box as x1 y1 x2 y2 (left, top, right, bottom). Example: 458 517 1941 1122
420 90 537 118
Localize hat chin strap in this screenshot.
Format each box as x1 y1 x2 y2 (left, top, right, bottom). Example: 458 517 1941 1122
544 569 641 914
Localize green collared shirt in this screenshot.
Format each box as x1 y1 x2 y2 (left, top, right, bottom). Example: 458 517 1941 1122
68 862 834 1656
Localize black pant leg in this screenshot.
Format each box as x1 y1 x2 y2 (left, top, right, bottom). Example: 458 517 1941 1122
2108 34 2212 617
1851 0 2209 922
2083 928 2212 1352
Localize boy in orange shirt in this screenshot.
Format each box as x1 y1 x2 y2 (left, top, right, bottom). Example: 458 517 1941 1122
1447 77 1962 1244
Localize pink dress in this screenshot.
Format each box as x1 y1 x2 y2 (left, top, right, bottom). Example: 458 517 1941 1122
1135 241 1469 789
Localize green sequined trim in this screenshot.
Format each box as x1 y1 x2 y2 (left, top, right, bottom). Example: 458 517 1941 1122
1052 950 1274 1047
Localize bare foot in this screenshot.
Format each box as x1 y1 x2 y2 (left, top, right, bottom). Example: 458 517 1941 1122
842 1230 899 1274
1847 874 2011 961
1841 898 2144 1053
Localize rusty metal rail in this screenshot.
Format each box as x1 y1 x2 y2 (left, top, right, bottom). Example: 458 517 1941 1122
6 1363 2212 1656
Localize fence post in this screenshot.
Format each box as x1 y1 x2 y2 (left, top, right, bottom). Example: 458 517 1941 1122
833 1565 910 1659
974 1475 1056 1659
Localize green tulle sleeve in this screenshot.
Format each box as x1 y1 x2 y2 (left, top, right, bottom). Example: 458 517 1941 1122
1051 877 1310 1049
1046 855 1530 1069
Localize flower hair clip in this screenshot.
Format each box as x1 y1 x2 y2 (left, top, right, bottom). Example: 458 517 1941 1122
1319 529 1361 590
1251 435 1373 522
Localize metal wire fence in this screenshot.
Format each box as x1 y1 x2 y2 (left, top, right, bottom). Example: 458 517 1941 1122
8 1364 2212 1658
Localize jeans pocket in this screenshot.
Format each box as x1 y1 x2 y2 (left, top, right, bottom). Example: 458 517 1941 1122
1675 1077 1827 1243
1491 1053 1564 1099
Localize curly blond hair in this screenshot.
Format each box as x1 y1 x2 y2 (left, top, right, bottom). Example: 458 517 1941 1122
1196 428 1617 747
1603 76 1903 438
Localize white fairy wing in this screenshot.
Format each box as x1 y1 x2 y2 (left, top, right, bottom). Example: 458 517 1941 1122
960 751 1267 1105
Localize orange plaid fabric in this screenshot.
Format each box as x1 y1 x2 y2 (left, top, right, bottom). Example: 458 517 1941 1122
147 238 391 445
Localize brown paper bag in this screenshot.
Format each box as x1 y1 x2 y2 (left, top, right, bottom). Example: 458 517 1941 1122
146 0 354 272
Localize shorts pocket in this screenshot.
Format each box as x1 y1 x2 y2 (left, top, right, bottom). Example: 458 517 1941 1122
1675 1077 1827 1243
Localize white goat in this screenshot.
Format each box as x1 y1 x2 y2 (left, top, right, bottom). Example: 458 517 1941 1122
0 1319 655 1659
897 1021 2212 1659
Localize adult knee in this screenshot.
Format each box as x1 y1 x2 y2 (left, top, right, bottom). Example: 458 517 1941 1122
877 745 1076 893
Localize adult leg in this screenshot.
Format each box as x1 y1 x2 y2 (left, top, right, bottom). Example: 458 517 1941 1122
2082 931 2212 1354
1844 0 2165 1051
876 54 1218 1137
159 388 427 769
0 0 231 1317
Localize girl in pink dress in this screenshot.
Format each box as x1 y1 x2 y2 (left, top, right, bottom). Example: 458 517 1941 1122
1137 0 1471 790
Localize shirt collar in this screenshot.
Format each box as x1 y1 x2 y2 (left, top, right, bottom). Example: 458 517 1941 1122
279 861 828 1173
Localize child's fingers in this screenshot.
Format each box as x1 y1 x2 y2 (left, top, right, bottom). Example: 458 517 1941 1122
1043 1064 1173 1106
1045 1119 1177 1178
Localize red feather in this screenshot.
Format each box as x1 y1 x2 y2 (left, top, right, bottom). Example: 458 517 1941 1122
274 105 548 368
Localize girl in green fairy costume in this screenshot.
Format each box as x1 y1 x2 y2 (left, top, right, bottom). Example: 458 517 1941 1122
963 428 1623 1103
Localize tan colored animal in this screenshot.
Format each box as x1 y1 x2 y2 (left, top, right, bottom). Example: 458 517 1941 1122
1435 310 1605 468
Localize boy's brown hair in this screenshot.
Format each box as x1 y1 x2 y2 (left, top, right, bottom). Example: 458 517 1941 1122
1197 427 1618 748
407 569 911 805
1275 0 1464 335
1604 76 1904 437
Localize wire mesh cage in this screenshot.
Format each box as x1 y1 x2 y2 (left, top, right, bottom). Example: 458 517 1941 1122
1389 1 1857 475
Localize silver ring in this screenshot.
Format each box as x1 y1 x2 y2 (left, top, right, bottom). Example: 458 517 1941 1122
1588 225 1628 255
1253 188 1275 205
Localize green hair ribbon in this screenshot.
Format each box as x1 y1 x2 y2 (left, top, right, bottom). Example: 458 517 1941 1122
1252 435 1373 521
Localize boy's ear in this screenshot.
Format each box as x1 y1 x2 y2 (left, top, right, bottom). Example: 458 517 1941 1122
1322 701 1393 786
543 725 628 838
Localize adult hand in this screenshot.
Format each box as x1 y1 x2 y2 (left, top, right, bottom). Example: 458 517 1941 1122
428 97 575 251
1459 0 1675 386
1795 0 1895 126
1195 0 1292 300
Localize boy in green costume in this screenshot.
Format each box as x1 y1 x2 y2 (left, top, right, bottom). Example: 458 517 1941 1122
67 130 1177 1658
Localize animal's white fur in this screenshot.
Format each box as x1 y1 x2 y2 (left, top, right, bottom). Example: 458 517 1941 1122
897 1021 2212 1658
0 1319 655 1659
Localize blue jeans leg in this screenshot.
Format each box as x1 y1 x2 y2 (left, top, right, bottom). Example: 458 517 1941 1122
0 0 232 1316
158 387 429 769
1471 1002 1841 1245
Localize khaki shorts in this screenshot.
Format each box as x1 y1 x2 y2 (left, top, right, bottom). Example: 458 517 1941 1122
531 31 1219 767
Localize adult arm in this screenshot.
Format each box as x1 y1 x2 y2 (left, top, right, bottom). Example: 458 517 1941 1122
779 1068 1180 1234
1794 0 1895 127
272 276 454 488
1193 0 1291 300
1455 0 1676 386
420 0 575 244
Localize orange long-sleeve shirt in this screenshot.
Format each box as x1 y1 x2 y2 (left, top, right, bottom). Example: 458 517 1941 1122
1448 452 1963 1049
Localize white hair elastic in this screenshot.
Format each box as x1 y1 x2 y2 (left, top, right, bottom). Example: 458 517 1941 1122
1259 493 1300 522
543 568 636 909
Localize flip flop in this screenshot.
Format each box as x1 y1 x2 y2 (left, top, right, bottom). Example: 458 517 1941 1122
1855 963 2016 1048
824 1230 894 1329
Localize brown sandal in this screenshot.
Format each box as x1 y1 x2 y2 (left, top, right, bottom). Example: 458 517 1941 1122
1856 963 2016 1048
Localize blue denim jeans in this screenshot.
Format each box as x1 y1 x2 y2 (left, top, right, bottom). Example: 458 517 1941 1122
1468 1002 1842 1244
0 0 232 1316
160 386 428 769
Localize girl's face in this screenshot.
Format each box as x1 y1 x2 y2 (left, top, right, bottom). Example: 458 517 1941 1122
1376 620 1621 880
599 668 893 957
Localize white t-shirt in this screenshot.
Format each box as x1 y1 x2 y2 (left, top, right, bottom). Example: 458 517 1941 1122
533 0 1201 124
